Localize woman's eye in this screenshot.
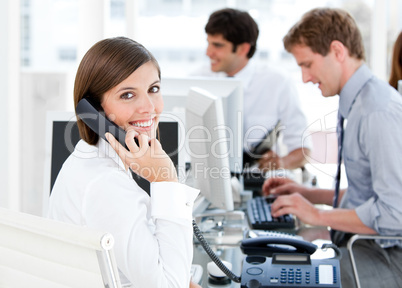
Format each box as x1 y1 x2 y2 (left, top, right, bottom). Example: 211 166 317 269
149 86 160 93
121 92 134 99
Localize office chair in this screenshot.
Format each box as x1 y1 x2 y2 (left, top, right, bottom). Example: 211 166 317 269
0 207 122 288
347 234 402 288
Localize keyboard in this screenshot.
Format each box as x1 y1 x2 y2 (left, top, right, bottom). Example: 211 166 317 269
247 196 295 230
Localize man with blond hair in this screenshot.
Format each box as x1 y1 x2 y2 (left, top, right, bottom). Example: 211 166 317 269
263 8 402 287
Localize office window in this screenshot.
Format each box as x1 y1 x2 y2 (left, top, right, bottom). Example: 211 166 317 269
20 0 401 128
20 0 380 72
111 0 125 18
58 48 77 62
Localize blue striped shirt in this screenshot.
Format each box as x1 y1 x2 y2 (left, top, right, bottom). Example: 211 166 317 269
339 64 402 247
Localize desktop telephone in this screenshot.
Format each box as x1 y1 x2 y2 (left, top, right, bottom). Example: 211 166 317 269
240 237 341 287
194 218 342 288
241 253 341 288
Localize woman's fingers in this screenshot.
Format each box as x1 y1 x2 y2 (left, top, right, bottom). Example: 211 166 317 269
125 128 140 152
107 130 177 183
137 133 150 150
105 132 130 169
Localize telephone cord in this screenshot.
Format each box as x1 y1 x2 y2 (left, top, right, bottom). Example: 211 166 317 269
192 220 241 283
321 242 342 259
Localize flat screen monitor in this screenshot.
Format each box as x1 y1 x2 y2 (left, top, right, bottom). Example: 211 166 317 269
186 87 234 213
162 77 243 175
43 111 185 216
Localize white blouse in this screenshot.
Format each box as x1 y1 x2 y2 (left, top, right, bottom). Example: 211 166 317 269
47 138 200 288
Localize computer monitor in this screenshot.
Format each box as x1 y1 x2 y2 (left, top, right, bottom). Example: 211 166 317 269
186 87 234 213
162 77 243 175
43 111 185 216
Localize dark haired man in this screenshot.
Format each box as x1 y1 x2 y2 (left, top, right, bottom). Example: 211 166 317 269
192 8 311 173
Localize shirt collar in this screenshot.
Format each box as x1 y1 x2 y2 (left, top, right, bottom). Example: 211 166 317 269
97 137 130 174
232 59 254 89
339 63 373 119
74 138 131 176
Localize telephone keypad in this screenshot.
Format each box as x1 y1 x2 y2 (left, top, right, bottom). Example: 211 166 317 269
278 268 312 285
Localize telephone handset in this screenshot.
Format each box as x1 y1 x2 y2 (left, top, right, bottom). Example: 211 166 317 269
76 98 139 148
76 98 149 193
250 120 282 156
240 236 318 257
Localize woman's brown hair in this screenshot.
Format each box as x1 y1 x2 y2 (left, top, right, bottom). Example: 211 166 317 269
389 31 402 90
74 37 160 145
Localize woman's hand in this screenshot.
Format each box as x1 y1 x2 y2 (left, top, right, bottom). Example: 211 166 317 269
105 127 178 183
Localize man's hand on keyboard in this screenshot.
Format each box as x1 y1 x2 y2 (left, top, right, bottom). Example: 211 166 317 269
262 177 305 197
270 193 320 226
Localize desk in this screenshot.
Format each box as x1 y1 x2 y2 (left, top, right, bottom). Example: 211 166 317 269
192 219 332 288
192 164 342 287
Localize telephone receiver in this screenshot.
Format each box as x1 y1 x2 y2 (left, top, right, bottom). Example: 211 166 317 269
76 98 140 147
240 236 317 257
76 98 150 193
250 120 281 156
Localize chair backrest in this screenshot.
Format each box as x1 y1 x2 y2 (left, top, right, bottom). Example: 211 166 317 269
0 207 122 288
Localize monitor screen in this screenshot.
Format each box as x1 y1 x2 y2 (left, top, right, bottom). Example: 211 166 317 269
186 87 234 213
162 76 243 175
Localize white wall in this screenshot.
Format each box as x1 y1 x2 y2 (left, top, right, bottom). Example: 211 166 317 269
20 71 73 215
0 0 21 211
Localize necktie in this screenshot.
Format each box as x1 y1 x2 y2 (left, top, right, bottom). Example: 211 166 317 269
330 112 344 242
333 113 344 208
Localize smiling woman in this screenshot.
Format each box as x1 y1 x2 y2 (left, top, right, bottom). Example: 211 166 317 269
47 36 200 288
101 61 163 140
